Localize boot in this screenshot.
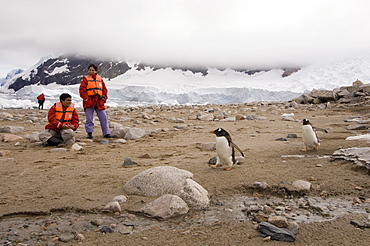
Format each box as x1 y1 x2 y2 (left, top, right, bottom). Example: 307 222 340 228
47 136 65 146
87 133 93 139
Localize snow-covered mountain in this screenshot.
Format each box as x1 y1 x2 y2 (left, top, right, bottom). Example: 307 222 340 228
0 68 23 87
1 55 370 109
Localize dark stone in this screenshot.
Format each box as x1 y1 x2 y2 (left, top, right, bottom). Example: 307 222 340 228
350 220 370 228
100 225 115 233
208 156 217 164
275 138 288 141
122 158 139 167
287 134 298 138
346 125 368 130
257 222 296 242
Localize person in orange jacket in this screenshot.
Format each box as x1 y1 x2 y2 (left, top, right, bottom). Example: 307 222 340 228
79 64 111 139
38 93 79 146
37 93 45 110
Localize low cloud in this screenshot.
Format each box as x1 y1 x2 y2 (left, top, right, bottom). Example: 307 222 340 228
1 0 370 77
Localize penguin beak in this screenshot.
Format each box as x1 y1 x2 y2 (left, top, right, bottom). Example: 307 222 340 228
210 131 215 134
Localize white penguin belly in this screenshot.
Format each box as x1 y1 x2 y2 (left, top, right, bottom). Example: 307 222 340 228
302 125 319 148
215 137 233 166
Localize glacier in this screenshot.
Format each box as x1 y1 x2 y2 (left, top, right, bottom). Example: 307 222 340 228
1 55 370 109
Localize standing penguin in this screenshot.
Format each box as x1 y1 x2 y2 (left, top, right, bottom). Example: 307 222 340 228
210 128 244 171
301 119 327 151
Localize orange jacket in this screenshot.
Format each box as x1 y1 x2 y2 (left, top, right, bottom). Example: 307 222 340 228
45 102 79 132
79 74 108 110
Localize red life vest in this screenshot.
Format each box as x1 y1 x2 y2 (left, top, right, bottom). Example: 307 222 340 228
37 94 45 101
55 102 75 125
84 75 103 96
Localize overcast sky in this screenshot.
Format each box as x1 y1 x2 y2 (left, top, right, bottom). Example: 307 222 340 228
1 0 370 78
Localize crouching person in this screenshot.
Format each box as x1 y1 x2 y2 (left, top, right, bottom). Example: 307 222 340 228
39 93 79 146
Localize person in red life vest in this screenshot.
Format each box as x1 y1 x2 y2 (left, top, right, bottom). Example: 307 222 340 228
37 93 45 110
38 93 79 146
79 64 111 139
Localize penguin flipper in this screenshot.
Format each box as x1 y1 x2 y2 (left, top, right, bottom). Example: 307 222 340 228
231 147 236 164
231 142 244 157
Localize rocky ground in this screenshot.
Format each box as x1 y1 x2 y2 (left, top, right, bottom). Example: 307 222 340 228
1 100 370 246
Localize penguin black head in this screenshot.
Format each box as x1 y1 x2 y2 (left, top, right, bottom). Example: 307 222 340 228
210 128 230 137
302 119 311 125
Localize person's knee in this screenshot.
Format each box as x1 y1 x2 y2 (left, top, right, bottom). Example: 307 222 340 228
61 129 75 141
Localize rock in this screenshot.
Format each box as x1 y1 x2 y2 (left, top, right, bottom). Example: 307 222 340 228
100 225 114 233
350 220 370 228
103 201 122 213
281 116 295 121
122 157 139 167
141 194 189 219
91 219 103 226
116 224 134 234
256 222 296 242
70 143 83 151
111 126 129 138
332 147 370 170
346 125 368 130
124 127 147 139
220 116 236 122
0 126 24 133
2 133 23 142
50 148 67 152
252 182 268 189
123 166 193 197
113 195 127 203
113 138 127 144
75 233 85 241
208 156 217 164
58 232 75 242
173 125 187 129
138 153 152 158
286 133 298 138
292 180 312 193
275 138 287 141
197 113 214 121
268 216 289 228
179 179 210 209
0 112 13 119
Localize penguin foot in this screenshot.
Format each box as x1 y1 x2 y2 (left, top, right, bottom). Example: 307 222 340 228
209 164 218 169
300 148 307 151
314 145 319 150
224 167 232 171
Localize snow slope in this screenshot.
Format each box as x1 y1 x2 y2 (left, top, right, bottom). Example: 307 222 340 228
1 55 370 109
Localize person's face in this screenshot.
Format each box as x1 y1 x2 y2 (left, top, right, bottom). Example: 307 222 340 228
61 98 72 107
88 67 97 76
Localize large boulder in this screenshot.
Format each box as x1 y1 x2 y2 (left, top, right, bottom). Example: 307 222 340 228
123 166 210 209
123 166 194 196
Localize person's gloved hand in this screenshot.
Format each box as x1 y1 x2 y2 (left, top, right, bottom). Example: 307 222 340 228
99 95 106 100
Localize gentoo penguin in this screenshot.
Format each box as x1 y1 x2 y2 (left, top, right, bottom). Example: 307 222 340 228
301 119 327 151
210 128 244 171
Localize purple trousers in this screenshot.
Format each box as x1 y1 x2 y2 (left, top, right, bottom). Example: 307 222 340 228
84 107 110 136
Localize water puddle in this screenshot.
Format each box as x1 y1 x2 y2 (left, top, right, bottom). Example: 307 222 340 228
0 195 369 245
